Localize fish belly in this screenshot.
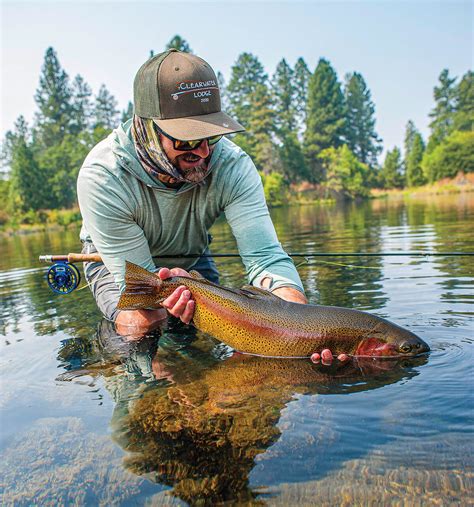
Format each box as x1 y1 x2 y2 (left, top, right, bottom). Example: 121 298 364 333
192 297 329 358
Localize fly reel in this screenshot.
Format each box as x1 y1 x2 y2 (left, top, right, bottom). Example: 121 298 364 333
46 262 81 294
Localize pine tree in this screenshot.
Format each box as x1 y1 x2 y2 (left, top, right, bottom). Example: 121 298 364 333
453 70 474 132
70 74 92 135
8 117 47 212
121 101 134 123
217 71 230 112
165 35 193 53
235 82 276 173
34 47 73 147
94 84 119 130
272 58 297 133
271 59 307 181
304 58 346 182
404 120 418 164
344 72 381 167
380 147 404 189
427 69 457 151
293 57 311 136
227 52 268 128
406 133 426 187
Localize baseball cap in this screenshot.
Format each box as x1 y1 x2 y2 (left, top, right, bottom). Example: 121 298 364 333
133 49 245 141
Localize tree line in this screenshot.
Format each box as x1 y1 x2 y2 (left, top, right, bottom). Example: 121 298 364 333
1 35 472 223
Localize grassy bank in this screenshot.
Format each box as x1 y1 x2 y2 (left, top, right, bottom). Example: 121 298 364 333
0 208 82 236
371 173 474 199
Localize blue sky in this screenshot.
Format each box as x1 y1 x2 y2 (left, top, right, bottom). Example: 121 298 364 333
1 1 472 158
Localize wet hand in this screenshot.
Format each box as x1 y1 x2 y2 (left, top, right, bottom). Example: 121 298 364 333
158 267 195 324
310 349 349 365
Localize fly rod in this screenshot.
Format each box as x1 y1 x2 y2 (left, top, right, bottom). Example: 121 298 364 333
39 250 474 295
39 251 474 263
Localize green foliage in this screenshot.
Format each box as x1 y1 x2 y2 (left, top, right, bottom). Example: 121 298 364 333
380 147 404 189
453 70 474 132
344 72 381 167
227 55 275 173
217 71 230 112
94 84 119 130
165 35 193 53
34 47 73 148
422 130 474 182
38 133 92 209
272 59 297 133
318 145 370 199
121 101 134 123
304 58 346 182
406 133 426 187
427 69 457 152
293 58 311 136
278 132 307 183
70 75 92 135
8 116 49 212
260 172 287 206
227 52 268 128
403 120 418 165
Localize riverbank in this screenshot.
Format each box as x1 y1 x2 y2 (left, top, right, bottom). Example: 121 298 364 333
2 174 473 237
370 172 474 199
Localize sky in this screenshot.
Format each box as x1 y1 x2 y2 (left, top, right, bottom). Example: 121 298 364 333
1 0 472 158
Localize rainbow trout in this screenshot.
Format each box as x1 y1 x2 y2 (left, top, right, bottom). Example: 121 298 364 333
118 262 430 358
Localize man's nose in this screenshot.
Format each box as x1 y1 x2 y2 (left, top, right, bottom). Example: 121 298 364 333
191 140 210 158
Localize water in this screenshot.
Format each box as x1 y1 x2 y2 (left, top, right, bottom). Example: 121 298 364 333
1 194 473 506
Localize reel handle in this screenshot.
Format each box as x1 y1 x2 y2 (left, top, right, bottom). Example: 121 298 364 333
39 253 103 263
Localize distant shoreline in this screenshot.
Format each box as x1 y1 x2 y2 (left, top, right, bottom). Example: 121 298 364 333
2 176 473 238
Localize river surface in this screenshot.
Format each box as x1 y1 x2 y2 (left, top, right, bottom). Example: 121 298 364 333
1 194 473 506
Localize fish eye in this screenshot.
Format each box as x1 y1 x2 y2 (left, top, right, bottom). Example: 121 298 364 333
400 344 412 353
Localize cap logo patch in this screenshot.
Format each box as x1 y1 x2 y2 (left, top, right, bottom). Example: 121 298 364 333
172 80 218 103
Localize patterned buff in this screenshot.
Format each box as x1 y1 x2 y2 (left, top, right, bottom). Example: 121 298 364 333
132 115 207 185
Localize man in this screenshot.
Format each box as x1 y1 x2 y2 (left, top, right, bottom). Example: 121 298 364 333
77 49 343 364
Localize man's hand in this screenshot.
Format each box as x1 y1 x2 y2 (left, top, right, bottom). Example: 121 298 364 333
310 349 350 365
159 267 195 324
115 308 167 338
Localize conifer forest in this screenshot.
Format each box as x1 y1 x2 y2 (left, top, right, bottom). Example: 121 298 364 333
1 35 473 227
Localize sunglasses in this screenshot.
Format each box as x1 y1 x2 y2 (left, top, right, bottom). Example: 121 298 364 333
156 125 222 151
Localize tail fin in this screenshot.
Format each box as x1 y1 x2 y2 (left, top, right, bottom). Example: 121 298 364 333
117 261 162 310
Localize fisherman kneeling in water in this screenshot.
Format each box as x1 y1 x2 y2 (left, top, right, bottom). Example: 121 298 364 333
77 49 345 364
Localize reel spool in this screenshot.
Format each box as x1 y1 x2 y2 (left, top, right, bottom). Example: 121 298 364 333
46 262 81 294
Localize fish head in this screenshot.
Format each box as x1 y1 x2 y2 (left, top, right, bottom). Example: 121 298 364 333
355 321 430 358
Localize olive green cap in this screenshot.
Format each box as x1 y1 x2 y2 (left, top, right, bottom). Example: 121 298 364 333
134 49 245 141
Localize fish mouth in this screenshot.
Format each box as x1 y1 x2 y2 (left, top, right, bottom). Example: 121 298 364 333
355 337 430 358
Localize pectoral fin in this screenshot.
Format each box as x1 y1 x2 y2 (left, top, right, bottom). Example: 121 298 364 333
239 285 280 299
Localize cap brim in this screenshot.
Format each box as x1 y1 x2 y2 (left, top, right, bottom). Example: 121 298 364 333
153 111 245 141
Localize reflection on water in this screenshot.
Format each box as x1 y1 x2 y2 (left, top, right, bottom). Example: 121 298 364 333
59 320 429 505
1 194 473 505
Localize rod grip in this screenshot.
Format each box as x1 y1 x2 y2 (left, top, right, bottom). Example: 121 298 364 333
39 253 103 263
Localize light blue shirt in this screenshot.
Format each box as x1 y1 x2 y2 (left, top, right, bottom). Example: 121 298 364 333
77 120 304 294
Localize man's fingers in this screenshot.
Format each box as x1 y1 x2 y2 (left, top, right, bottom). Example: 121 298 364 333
311 349 348 365
162 286 187 310
159 267 191 280
321 349 333 362
180 300 195 324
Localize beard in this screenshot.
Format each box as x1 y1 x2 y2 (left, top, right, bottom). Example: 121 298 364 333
170 152 212 183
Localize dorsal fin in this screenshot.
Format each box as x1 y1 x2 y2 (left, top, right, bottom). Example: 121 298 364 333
239 285 280 299
189 270 205 280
